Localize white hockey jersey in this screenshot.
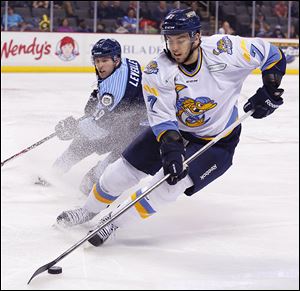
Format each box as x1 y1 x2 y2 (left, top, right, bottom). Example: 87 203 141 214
142 34 282 141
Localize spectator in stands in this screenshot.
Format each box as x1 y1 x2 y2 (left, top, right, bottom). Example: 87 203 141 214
289 23 298 38
271 24 286 38
110 1 125 19
153 1 170 30
98 1 113 20
140 18 158 34
120 7 137 33
39 14 50 31
2 6 26 31
57 17 74 32
291 1 299 17
63 1 76 18
190 1 209 21
128 1 137 10
273 1 288 20
77 19 92 33
32 1 49 9
255 12 270 37
96 22 106 33
218 21 234 35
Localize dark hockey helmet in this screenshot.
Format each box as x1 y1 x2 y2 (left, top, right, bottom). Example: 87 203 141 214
91 38 121 62
161 8 201 37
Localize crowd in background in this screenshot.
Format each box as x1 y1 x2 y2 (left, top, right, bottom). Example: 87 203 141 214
1 1 299 38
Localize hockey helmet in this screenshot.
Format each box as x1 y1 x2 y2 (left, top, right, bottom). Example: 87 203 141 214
161 8 201 37
91 38 121 61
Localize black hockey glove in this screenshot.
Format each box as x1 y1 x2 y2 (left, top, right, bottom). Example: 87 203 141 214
160 130 188 185
243 86 284 119
55 116 78 140
84 89 99 116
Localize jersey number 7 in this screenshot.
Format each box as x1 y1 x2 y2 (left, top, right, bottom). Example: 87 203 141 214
147 95 157 113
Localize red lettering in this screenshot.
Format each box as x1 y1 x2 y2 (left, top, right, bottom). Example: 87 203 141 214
35 44 44 60
1 37 52 60
44 43 51 55
11 44 18 56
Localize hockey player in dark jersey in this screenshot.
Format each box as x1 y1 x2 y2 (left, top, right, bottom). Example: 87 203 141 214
53 38 146 195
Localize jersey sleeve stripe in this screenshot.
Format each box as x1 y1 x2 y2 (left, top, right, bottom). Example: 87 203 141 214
261 45 282 71
152 121 179 141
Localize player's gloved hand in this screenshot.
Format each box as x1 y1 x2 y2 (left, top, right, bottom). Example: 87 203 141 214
160 130 188 185
55 116 78 140
84 89 99 116
243 86 283 119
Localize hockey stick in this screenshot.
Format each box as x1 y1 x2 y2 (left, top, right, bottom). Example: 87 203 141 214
27 109 254 284
1 115 88 167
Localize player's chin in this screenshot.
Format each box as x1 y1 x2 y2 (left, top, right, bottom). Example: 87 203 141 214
99 72 107 78
172 55 185 64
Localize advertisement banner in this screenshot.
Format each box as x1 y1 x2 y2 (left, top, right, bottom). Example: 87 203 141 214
1 32 298 74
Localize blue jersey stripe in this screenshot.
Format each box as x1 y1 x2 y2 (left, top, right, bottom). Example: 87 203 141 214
261 45 282 71
152 121 179 139
224 105 238 129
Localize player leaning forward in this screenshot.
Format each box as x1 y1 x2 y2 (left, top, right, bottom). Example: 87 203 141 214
57 9 286 246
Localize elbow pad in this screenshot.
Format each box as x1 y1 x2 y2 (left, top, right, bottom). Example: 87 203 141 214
262 48 286 98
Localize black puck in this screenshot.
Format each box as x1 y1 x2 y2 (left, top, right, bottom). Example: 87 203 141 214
48 266 62 274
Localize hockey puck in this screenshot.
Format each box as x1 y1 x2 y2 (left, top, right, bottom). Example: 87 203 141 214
48 266 62 274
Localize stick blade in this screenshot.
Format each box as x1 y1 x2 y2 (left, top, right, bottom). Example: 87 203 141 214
27 261 56 284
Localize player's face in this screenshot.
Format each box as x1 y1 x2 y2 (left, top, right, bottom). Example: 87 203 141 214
166 33 193 63
94 57 116 79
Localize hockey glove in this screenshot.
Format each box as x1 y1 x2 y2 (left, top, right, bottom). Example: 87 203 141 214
55 116 78 140
243 86 283 119
84 89 99 116
160 130 188 185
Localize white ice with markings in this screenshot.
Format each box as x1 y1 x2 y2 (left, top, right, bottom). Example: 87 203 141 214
1 73 299 290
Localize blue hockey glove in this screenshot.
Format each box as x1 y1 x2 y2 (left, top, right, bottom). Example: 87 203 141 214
84 89 99 116
244 86 283 119
160 131 188 185
55 116 78 140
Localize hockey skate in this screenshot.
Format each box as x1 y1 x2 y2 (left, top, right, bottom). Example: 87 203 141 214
56 208 97 227
88 213 118 246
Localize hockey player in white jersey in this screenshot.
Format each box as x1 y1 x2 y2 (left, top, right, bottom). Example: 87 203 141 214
53 38 145 195
57 9 286 246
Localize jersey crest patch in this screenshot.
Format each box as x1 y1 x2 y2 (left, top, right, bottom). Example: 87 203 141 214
176 97 217 127
101 93 114 107
213 36 233 56
144 61 159 74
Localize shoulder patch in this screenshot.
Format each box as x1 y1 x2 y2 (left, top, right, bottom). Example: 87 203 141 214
144 61 159 74
213 36 233 56
100 93 114 107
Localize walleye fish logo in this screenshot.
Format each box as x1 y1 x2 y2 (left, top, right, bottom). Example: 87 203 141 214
213 36 233 55
176 97 217 127
144 61 159 74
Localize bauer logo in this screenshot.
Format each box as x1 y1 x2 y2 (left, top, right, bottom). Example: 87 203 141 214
55 36 79 61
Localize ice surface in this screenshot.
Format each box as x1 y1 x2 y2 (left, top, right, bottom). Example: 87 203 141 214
1 73 299 290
